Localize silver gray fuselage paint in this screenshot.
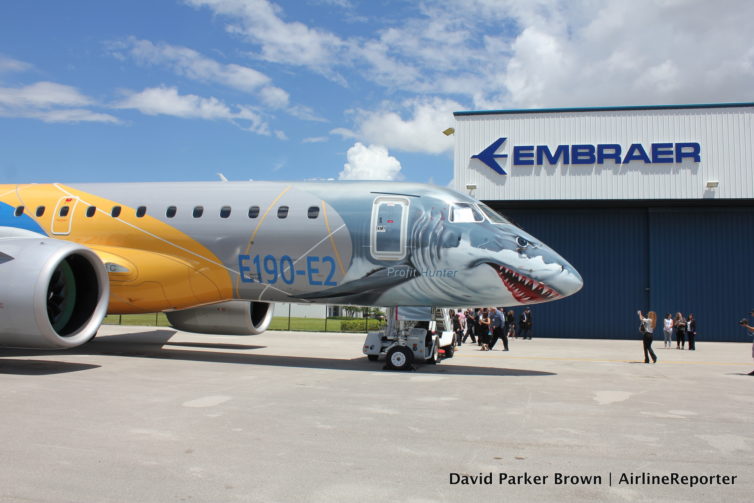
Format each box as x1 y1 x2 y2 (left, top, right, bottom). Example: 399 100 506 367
73 181 583 307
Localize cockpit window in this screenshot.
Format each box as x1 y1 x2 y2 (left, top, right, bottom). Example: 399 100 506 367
449 203 484 223
477 203 511 225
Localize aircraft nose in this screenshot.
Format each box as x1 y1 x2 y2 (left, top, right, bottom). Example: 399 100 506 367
528 238 583 299
551 250 584 297
559 260 583 298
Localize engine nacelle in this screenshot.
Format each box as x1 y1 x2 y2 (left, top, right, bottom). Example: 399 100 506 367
166 300 273 335
0 235 109 349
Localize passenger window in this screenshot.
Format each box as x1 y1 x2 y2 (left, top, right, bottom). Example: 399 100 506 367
220 206 231 218
59 206 70 217
111 206 121 218
248 206 260 218
307 206 320 219
86 206 96 218
277 206 289 219
449 202 484 223
14 206 24 217
193 206 204 218
136 206 147 218
166 206 177 218
36 206 45 217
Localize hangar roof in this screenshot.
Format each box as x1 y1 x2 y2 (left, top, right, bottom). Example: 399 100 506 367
454 102 754 117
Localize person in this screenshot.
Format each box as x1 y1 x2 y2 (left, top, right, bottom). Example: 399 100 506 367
450 309 463 347
478 308 491 351
474 308 484 346
740 311 754 375
687 313 696 350
662 313 673 348
637 310 658 363
497 307 509 350
489 307 507 351
462 308 476 344
674 312 687 349
519 307 533 340
505 309 516 340
457 308 467 343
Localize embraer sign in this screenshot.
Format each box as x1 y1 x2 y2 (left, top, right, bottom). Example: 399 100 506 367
472 137 702 175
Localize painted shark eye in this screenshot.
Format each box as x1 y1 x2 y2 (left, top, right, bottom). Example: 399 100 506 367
516 236 529 248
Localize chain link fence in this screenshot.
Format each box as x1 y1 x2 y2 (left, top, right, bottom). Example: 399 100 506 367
103 303 387 333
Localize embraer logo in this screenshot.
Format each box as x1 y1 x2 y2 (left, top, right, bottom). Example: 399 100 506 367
472 138 509 175
472 137 702 174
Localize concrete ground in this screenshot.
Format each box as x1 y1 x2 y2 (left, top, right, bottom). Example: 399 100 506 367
1 327 752 503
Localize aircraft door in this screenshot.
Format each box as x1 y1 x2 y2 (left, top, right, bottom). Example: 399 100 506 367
51 197 79 235
370 197 409 260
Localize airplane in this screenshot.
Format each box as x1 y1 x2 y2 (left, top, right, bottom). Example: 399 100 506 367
0 181 582 352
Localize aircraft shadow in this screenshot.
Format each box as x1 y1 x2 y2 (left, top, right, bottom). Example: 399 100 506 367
0 359 100 375
0 330 555 377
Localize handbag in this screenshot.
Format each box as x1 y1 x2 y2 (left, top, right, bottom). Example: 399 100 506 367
639 323 646 334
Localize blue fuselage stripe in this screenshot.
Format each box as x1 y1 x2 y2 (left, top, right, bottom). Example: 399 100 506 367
0 202 47 234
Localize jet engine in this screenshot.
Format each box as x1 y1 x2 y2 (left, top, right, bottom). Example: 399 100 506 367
166 300 273 335
0 236 109 349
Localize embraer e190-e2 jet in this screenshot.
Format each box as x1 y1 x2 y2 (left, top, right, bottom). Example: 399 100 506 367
0 181 582 351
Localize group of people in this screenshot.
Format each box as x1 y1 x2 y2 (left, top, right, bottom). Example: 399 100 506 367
637 310 699 364
449 307 533 352
661 312 697 350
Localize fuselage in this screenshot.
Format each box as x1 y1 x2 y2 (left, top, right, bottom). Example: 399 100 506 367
0 181 582 313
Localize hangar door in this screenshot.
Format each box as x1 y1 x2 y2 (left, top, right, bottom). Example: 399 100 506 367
499 205 754 341
648 207 754 342
501 208 648 340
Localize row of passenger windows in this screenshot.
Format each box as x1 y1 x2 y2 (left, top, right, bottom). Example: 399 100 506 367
13 204 321 220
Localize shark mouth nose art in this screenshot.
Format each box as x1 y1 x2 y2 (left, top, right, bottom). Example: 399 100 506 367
487 263 559 303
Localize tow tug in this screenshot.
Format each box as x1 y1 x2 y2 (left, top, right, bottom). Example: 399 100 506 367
362 306 458 370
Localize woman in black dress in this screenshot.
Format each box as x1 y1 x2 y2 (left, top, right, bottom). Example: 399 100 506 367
675 312 687 349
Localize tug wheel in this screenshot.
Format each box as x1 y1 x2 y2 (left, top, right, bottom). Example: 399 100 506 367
386 346 413 370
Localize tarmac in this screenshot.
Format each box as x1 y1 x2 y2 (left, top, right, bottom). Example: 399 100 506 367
1 326 753 503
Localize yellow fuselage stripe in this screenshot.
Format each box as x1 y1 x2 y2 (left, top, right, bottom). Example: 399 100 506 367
322 201 346 276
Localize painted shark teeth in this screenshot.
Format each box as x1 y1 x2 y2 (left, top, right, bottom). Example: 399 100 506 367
487 263 559 303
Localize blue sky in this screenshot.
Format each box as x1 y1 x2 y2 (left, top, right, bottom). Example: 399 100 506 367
1 0 753 185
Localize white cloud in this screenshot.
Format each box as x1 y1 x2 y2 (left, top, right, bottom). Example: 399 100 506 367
111 37 289 105
0 82 119 123
187 0 754 109
0 82 92 108
25 108 120 124
116 85 270 134
338 142 402 180
186 0 345 74
495 0 754 107
0 54 32 74
337 97 458 155
302 136 328 143
110 37 328 125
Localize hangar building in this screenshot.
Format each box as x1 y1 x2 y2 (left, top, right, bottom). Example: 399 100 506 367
453 103 754 341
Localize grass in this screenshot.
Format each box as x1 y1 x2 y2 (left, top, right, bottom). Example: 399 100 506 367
103 314 385 333
103 313 172 326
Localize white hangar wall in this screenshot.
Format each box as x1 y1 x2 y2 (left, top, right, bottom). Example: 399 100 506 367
451 103 754 342
453 103 754 201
